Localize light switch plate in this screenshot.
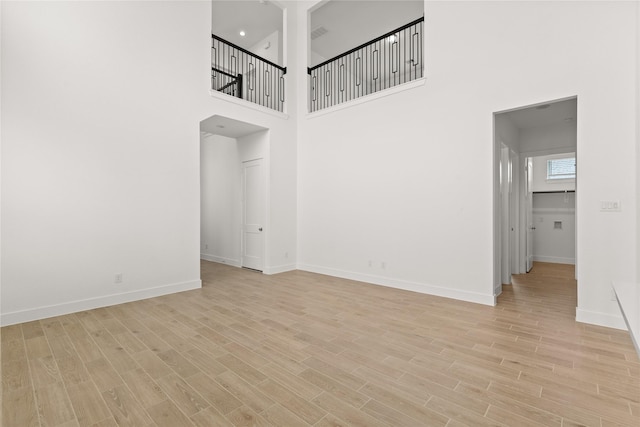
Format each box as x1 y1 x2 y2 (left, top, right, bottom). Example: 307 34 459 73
600 201 621 212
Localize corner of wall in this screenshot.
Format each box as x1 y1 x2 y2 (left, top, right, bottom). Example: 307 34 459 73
0 280 202 327
576 307 627 331
298 263 496 307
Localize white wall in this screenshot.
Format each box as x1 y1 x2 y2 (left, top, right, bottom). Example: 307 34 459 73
495 114 520 152
250 30 281 66
520 121 577 155
309 51 328 68
531 153 576 193
636 1 640 284
200 134 241 266
296 1 638 324
238 131 268 162
533 192 576 265
1 1 299 325
632 0 640 344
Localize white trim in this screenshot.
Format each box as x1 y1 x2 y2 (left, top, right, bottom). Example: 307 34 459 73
519 146 577 158
209 90 289 120
575 307 627 330
613 281 640 356
493 95 577 116
298 263 495 306
532 207 575 214
306 78 426 119
200 254 242 268
532 256 575 265
545 178 576 184
0 280 202 326
263 264 297 275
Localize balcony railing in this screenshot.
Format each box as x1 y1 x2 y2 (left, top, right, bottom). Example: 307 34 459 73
308 17 424 112
212 34 286 112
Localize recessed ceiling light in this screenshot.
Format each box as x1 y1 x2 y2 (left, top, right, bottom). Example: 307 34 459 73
239 31 246 37
564 117 574 122
536 104 551 110
216 125 225 129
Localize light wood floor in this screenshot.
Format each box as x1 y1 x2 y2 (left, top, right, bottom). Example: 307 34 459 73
2 261 639 426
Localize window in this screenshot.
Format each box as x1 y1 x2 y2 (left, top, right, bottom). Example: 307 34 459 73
547 157 576 180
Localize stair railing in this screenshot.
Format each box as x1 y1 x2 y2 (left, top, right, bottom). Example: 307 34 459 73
212 34 286 112
308 17 424 112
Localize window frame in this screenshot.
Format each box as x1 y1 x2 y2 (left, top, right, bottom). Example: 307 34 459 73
546 157 576 182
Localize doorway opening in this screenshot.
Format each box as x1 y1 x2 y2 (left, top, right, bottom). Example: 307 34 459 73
493 97 578 300
200 115 269 272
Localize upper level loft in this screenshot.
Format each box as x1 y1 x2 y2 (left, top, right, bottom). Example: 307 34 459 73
308 16 423 112
211 0 286 113
210 1 424 114
211 35 287 113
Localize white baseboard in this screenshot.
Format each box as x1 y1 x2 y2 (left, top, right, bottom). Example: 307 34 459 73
576 307 627 330
298 263 495 306
200 254 242 268
263 264 297 275
613 282 640 356
0 280 202 327
533 256 575 265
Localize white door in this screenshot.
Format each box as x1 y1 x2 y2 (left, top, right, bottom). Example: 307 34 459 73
525 157 534 272
242 159 264 271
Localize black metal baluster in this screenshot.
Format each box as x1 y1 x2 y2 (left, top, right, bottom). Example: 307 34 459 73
372 46 378 91
312 75 317 99
265 68 270 108
280 75 285 104
364 46 369 96
348 54 352 102
258 61 262 107
385 38 389 90
325 68 330 99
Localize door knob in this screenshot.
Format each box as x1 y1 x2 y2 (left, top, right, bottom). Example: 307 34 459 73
259 227 263 231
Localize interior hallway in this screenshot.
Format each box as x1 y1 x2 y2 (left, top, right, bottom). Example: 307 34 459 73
504 262 578 320
2 261 638 426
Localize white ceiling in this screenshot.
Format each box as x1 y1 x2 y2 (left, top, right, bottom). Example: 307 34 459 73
212 1 283 50
502 98 577 130
200 115 267 139
310 0 424 65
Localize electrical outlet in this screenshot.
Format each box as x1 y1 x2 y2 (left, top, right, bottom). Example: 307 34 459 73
381 261 386 270
285 251 289 259
205 244 209 250
114 273 123 284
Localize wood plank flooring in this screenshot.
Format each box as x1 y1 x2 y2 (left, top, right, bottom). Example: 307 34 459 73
2 261 639 426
